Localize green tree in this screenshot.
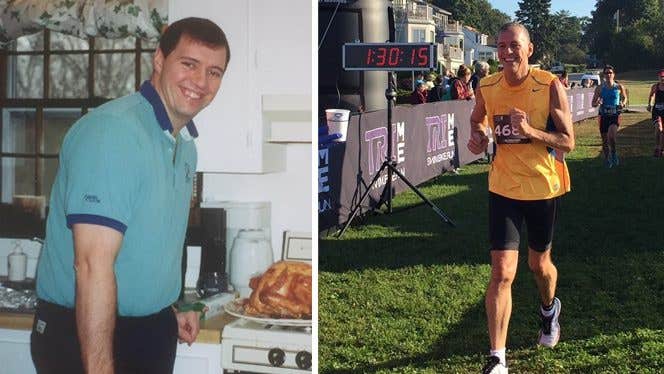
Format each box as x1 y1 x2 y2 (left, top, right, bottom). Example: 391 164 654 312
550 10 586 64
583 0 662 70
431 0 511 37
515 0 556 65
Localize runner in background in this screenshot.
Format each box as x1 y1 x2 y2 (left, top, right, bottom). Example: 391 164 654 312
647 70 664 157
592 65 626 168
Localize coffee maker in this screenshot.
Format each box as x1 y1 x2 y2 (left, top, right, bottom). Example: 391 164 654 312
181 206 229 299
196 207 228 297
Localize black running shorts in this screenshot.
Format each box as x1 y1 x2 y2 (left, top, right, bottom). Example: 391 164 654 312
653 109 664 125
599 114 620 134
488 192 558 252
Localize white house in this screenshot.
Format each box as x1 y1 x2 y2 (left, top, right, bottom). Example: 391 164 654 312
392 0 464 74
463 25 497 66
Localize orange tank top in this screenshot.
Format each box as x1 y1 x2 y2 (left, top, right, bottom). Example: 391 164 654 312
479 68 570 200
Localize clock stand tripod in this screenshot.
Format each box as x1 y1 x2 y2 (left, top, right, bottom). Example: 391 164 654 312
337 71 455 237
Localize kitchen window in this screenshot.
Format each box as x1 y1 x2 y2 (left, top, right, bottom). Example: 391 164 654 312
0 30 156 237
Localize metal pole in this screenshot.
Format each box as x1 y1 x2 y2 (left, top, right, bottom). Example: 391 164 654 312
385 71 396 213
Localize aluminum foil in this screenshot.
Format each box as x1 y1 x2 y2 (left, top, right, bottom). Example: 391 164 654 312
0 287 37 312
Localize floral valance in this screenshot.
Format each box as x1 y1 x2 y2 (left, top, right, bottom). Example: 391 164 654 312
0 0 168 46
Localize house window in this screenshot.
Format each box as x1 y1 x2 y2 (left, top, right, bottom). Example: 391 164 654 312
0 30 156 237
412 28 426 42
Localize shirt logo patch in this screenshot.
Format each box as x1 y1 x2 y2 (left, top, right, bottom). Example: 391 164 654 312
36 319 46 334
84 194 101 203
184 162 192 183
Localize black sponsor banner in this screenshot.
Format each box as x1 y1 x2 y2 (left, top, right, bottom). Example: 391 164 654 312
319 88 598 232
319 100 475 231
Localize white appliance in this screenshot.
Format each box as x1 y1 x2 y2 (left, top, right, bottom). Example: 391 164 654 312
199 201 270 276
222 320 312 373
222 231 312 373
229 229 273 297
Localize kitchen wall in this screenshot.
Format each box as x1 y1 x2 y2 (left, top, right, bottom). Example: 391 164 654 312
170 0 314 260
202 143 312 258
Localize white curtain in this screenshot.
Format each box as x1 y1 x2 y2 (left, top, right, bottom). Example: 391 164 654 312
0 0 168 45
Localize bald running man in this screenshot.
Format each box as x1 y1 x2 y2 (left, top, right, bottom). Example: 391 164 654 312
468 22 574 374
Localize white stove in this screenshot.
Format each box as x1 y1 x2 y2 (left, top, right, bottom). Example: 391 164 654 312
221 319 312 373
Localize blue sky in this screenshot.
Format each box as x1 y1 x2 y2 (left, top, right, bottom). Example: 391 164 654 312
487 0 596 19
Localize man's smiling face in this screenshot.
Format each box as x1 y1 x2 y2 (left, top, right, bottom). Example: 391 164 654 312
152 35 228 127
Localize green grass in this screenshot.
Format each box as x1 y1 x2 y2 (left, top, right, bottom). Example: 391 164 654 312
620 69 659 105
319 111 664 373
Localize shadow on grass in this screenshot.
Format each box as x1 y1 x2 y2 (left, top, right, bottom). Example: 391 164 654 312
320 127 664 372
320 169 492 273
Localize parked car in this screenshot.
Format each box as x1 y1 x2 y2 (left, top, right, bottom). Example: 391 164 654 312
580 73 601 88
550 63 565 74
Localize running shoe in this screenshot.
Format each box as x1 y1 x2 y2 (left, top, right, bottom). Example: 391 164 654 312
538 297 561 348
481 356 508 374
611 152 619 166
605 157 613 168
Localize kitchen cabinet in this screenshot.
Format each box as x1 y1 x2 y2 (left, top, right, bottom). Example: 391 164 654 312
0 328 36 374
174 342 221 374
168 0 312 173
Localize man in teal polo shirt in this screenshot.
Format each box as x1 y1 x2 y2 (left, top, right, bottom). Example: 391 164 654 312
31 17 230 374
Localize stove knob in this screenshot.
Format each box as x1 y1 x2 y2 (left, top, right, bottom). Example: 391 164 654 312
296 351 312 370
268 348 285 367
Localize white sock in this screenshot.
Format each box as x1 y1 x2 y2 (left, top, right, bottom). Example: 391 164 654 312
541 302 555 317
489 348 506 366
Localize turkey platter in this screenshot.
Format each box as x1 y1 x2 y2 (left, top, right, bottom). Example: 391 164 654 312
243 261 312 319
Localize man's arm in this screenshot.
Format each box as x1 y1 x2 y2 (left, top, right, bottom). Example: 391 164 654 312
74 224 123 374
619 84 627 107
467 87 489 154
511 79 575 153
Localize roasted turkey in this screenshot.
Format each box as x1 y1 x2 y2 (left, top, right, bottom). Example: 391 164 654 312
244 261 312 319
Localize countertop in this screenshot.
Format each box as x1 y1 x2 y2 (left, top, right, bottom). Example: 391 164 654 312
0 310 237 345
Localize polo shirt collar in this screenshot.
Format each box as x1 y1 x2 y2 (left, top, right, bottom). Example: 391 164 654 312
139 81 199 140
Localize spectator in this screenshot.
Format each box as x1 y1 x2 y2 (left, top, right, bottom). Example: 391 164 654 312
427 76 446 102
425 73 436 90
411 81 428 104
581 78 590 88
451 64 474 100
559 71 569 88
470 61 490 91
414 72 425 87
439 65 449 81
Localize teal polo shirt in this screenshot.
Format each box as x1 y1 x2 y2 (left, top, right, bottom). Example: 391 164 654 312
36 81 198 316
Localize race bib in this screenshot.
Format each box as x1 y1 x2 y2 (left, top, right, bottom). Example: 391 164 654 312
655 103 664 110
601 106 618 115
493 115 531 144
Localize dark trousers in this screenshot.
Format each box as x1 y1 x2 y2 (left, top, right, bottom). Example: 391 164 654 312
31 300 178 374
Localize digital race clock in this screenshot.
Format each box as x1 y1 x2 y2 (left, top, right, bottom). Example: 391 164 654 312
342 43 437 71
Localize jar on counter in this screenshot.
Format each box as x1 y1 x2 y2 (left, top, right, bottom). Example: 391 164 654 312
8 241 27 282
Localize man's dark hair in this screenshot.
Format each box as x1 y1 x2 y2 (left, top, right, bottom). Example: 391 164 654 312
603 65 615 74
159 17 231 66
